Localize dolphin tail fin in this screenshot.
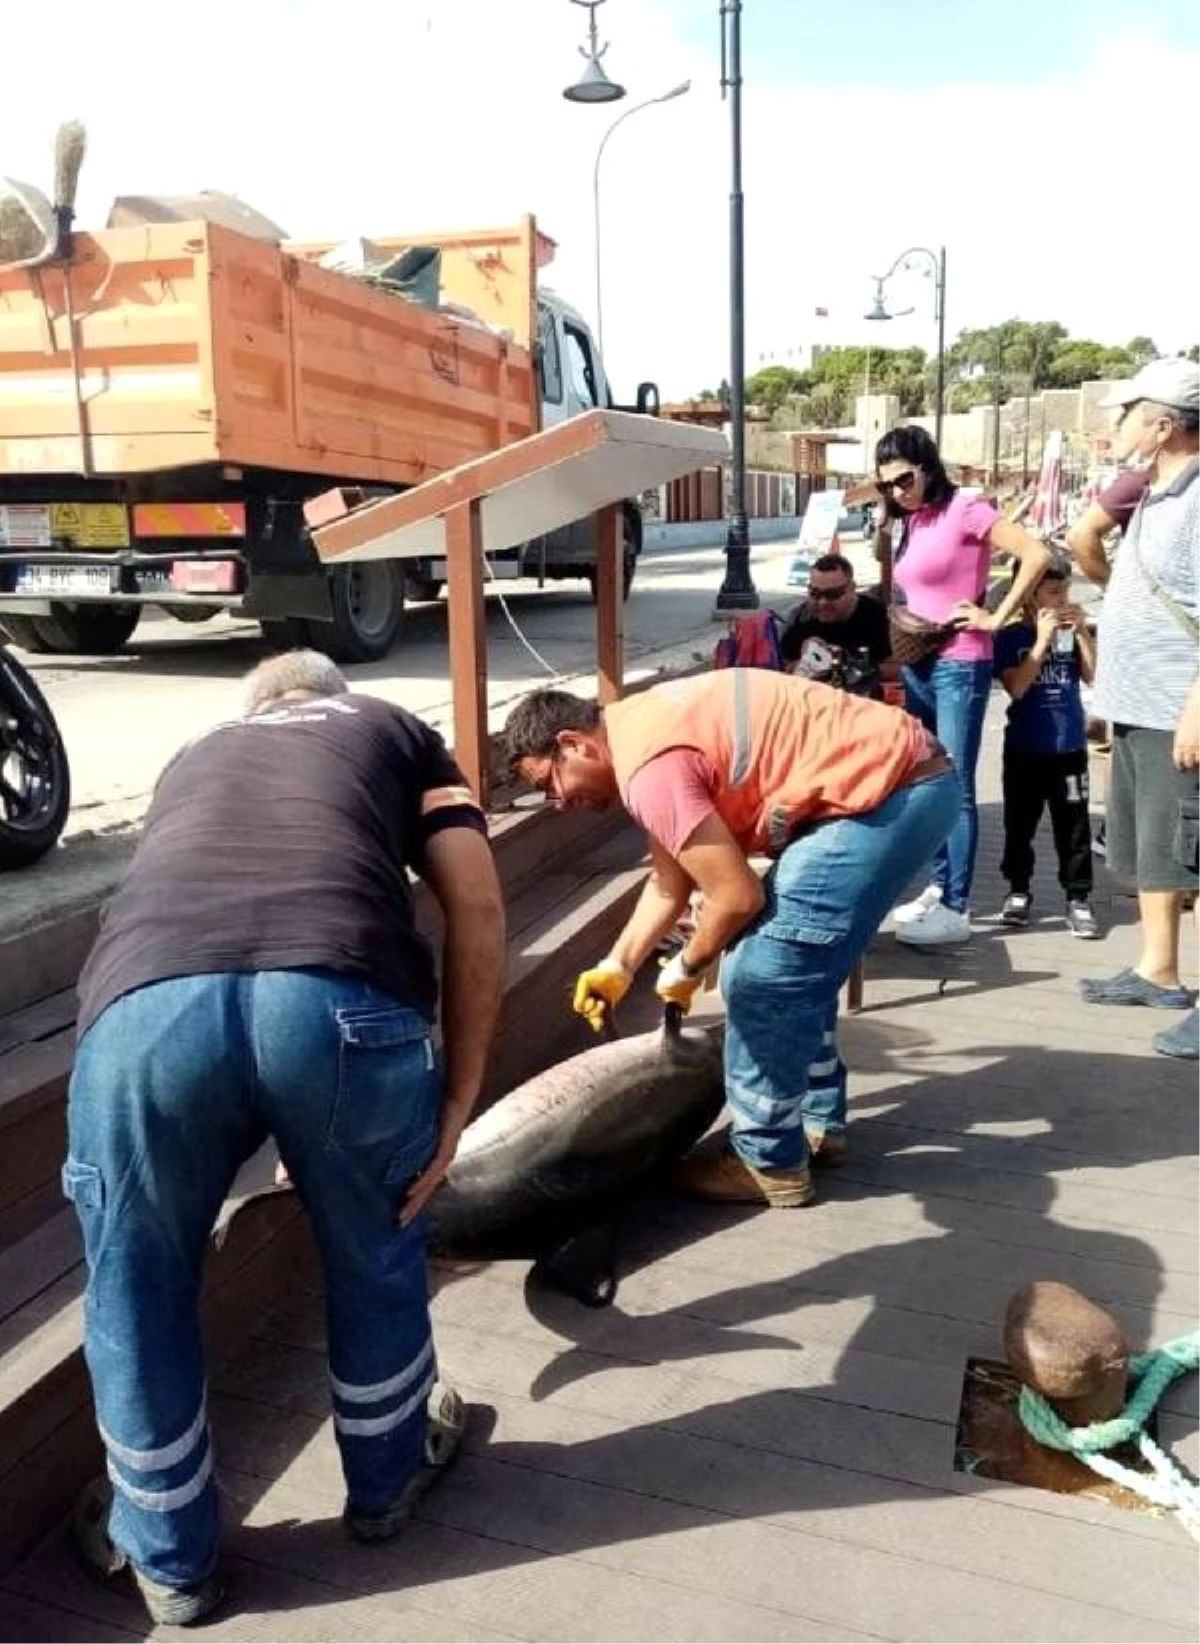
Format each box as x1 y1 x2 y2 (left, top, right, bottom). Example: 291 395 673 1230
529 1222 618 1309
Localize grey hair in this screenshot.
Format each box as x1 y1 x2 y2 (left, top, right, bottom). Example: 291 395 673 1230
242 649 348 717
1143 400 1200 437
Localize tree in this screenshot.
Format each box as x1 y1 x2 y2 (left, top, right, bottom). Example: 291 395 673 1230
1044 341 1135 388
1187 345 1199 363
744 366 808 416
1125 336 1158 366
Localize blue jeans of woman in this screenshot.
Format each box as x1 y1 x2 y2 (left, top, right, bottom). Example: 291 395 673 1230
901 657 992 912
721 769 960 1171
64 968 440 1590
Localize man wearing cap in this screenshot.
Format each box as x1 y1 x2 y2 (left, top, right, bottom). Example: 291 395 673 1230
1080 359 1199 1060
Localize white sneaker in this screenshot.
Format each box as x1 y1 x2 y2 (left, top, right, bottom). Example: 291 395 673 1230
893 885 942 925
896 902 972 946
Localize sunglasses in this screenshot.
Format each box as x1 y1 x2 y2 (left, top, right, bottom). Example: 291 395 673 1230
878 469 918 494
809 583 850 601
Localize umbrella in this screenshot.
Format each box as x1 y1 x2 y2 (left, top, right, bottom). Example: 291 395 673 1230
1028 428 1066 543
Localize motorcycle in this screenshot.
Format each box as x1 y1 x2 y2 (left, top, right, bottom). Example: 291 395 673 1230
0 634 70 868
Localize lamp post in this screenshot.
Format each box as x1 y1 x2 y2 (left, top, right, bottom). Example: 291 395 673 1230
864 244 947 449
713 0 758 614
563 0 626 104
592 81 690 356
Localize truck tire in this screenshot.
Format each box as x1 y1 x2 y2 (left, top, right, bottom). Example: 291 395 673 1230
0 615 55 654
586 509 640 604
306 563 405 663
587 548 637 604
404 574 443 603
32 603 141 655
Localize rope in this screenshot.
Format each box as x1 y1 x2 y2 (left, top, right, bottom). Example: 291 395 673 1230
1016 1332 1200 1538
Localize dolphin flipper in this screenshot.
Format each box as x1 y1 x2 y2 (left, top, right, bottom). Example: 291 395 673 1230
529 1221 618 1308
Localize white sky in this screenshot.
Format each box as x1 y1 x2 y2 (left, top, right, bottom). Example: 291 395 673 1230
3 1 1194 399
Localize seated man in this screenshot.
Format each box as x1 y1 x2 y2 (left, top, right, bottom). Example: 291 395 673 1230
779 553 894 695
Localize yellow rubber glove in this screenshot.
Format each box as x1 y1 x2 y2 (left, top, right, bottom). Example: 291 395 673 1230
654 951 705 1016
573 958 632 1033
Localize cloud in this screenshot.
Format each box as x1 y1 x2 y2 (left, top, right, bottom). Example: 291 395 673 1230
2 3 1193 400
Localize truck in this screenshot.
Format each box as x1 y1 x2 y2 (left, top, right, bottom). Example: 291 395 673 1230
0 133 657 661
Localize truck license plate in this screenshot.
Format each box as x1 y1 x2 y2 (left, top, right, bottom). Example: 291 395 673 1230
15 565 114 596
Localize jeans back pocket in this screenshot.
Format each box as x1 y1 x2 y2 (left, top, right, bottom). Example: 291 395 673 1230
328 1006 439 1187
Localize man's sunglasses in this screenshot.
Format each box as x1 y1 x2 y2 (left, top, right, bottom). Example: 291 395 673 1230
809 583 850 601
878 470 918 494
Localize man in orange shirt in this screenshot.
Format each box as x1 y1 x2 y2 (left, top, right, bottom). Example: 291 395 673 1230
504 670 959 1206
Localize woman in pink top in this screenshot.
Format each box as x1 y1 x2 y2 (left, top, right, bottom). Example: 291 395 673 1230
874 426 1050 944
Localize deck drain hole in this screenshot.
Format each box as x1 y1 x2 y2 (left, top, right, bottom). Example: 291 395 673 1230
953 1356 1161 1514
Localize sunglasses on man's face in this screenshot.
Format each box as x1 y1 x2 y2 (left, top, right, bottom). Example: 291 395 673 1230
878 469 918 494
809 583 850 602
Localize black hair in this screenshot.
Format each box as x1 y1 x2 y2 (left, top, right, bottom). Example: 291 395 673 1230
874 425 957 508
1038 559 1071 584
503 689 601 773
811 553 854 578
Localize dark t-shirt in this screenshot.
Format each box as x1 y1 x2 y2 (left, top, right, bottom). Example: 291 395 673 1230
992 623 1087 755
1098 467 1150 534
779 592 892 668
76 694 485 1037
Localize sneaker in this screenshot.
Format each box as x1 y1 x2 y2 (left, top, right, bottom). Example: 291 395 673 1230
344 1379 466 1544
1065 900 1100 940
1001 892 1032 927
895 902 972 947
674 1136 815 1206
73 1476 225 1627
893 884 942 925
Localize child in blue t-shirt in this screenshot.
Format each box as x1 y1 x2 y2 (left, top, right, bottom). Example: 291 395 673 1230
993 563 1100 938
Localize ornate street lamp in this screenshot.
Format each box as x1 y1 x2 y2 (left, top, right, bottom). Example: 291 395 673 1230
865 245 948 449
563 0 626 105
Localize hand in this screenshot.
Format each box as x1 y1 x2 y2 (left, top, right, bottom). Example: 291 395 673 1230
1064 603 1089 632
654 951 705 1016
399 1104 471 1227
572 957 632 1033
1033 607 1060 653
1174 704 1200 771
952 600 994 633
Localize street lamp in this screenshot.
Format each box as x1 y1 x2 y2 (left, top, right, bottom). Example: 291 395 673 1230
713 0 757 614
592 81 690 355
865 244 947 449
563 0 626 104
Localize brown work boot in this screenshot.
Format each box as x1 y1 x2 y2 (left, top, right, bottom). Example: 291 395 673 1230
805 1130 847 1169
675 1137 815 1207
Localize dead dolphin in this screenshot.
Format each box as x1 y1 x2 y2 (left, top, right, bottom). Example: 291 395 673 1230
427 1007 724 1306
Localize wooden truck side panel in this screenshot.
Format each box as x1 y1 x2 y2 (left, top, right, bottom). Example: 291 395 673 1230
0 224 221 474
285 216 547 351
0 221 537 484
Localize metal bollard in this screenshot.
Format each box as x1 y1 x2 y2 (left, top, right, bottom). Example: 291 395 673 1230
1004 1280 1130 1492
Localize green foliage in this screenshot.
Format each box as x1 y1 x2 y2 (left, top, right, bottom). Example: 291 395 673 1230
728 320 1160 427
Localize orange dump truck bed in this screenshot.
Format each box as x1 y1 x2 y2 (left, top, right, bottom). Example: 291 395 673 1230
0 217 539 484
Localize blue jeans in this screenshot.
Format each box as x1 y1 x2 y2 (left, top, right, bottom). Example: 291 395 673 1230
902 658 992 911
64 969 440 1590
721 770 960 1170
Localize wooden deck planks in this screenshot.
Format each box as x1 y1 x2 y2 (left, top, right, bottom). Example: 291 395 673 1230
0 715 1195 1641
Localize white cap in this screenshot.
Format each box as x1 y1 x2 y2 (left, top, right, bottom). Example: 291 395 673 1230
1099 357 1199 412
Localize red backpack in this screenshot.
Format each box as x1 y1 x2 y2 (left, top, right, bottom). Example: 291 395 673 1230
714 608 785 671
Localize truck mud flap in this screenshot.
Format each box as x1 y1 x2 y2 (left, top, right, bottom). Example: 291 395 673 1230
243 572 334 623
